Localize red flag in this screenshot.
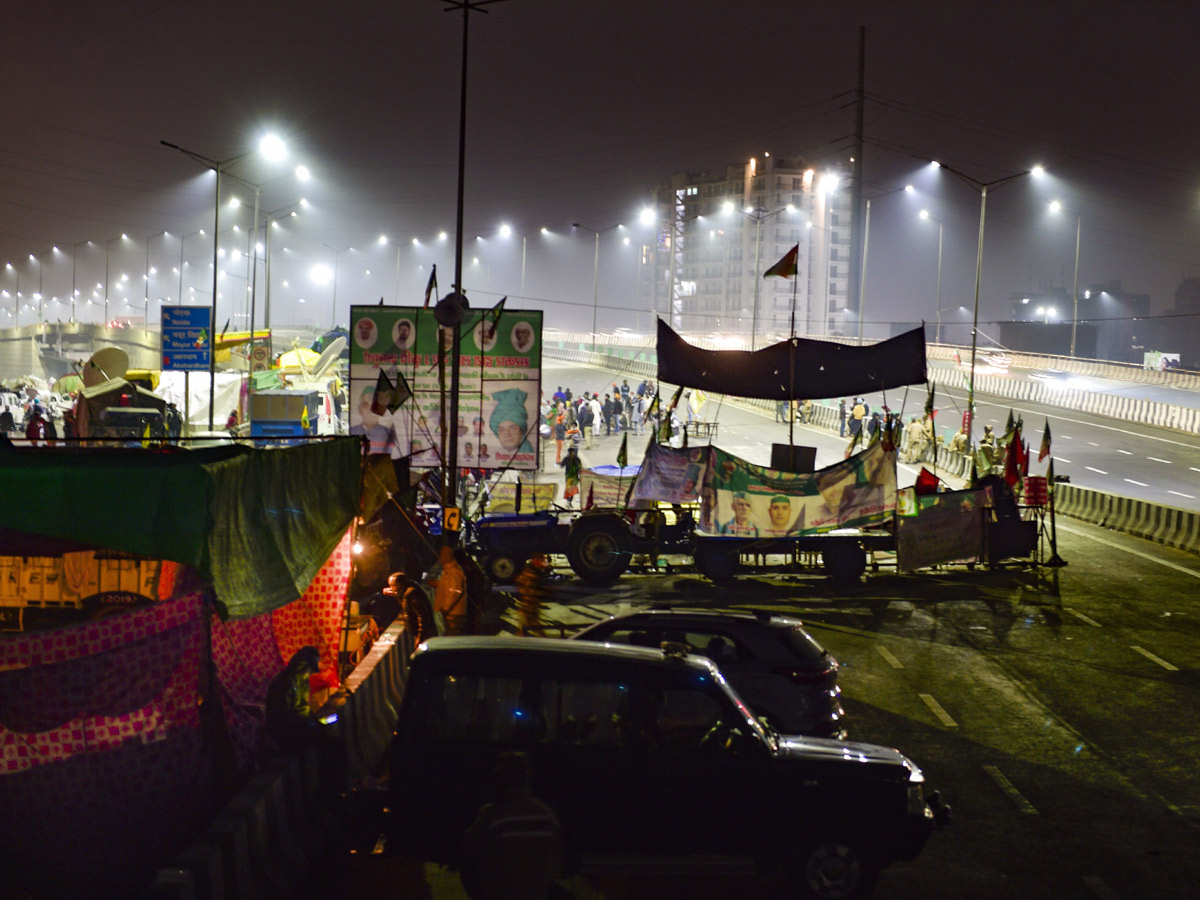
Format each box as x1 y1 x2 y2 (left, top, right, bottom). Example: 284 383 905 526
1038 419 1051 462
763 244 799 278
1003 427 1026 488
914 467 941 495
584 483 595 510
1022 439 1030 477
422 264 437 308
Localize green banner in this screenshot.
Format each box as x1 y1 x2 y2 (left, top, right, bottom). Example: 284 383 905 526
349 306 543 470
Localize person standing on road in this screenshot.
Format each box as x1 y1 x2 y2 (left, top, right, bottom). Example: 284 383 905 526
515 555 551 637
587 394 603 443
430 545 469 635
838 398 847 436
578 398 595 449
553 415 566 465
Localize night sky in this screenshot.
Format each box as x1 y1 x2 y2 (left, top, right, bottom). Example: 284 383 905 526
3 0 1198 337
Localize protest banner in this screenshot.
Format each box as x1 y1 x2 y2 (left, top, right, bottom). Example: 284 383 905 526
700 441 895 536
895 486 990 571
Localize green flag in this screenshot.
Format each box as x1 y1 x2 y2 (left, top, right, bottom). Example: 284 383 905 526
1005 408 1015 434
616 432 628 469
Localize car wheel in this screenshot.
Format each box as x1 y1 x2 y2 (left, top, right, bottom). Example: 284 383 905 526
483 552 519 585
567 516 631 584
786 837 877 900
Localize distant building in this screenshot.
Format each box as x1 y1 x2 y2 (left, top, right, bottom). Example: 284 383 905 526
636 155 853 344
1000 280 1149 363
1139 277 1200 370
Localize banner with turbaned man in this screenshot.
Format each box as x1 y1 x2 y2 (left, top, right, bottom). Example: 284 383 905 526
699 441 896 537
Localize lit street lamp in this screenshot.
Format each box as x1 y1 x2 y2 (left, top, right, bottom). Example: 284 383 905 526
161 134 290 430
1049 200 1082 357
932 160 1044 444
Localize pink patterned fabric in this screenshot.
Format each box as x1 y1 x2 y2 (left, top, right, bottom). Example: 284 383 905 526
0 592 210 898
210 610 285 770
271 527 353 688
0 592 204 774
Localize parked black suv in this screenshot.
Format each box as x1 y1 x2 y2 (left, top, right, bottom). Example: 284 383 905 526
386 636 944 899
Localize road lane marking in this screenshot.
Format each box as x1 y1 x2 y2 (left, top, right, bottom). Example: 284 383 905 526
1131 646 1179 671
875 645 903 668
1064 608 1102 627
1053 456 1071 464
1123 478 1148 487
1087 441 1098 446
1147 457 1172 464
1083 875 1119 899
1169 491 1196 499
1191 467 1200 473
918 693 957 727
1085 466 1108 474
1116 449 1132 455
983 765 1038 814
1057 523 1200 579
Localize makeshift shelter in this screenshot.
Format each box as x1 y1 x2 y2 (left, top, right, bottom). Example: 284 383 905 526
73 376 168 438
0 437 363 898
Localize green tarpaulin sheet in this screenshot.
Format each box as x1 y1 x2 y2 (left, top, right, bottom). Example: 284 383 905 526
0 437 361 619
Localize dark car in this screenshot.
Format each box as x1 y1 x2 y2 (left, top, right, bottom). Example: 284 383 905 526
572 608 844 737
386 637 943 900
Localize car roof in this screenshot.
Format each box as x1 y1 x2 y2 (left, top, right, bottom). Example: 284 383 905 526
415 634 720 673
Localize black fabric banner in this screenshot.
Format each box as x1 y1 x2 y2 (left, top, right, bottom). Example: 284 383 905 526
656 319 927 401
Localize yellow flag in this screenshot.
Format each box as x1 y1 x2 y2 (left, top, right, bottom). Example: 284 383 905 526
141 422 151 449
301 405 310 431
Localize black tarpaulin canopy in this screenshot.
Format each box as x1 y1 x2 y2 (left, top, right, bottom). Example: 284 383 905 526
0 436 362 619
656 318 927 401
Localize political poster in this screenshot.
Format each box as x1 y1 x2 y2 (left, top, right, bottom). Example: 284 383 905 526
699 441 896 536
631 442 709 504
349 305 542 469
895 486 989 571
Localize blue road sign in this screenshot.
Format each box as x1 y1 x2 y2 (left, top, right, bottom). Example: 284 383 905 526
161 306 212 372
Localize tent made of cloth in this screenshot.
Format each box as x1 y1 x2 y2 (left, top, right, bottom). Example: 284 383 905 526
0 436 361 619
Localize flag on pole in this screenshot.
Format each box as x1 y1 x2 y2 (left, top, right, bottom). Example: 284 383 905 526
372 368 407 415
141 422 152 449
1005 408 1015 434
487 295 507 323
1038 418 1052 462
763 244 799 278
642 390 660 424
664 384 684 412
925 384 935 418
616 432 628 469
423 265 438 308
1003 425 1026 488
584 483 595 511
1047 457 1055 496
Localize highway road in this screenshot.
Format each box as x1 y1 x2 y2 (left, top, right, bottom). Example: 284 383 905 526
329 518 1200 900
543 357 1200 513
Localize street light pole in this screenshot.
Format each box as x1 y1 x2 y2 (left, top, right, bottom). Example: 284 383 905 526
858 185 913 345
1049 201 1082 358
935 161 1043 445
162 135 287 430
572 222 619 351
919 210 945 342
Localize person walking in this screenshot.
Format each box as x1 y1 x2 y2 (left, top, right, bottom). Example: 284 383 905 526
559 446 582 507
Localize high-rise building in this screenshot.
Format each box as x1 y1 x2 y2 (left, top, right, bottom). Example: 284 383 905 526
635 154 853 345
